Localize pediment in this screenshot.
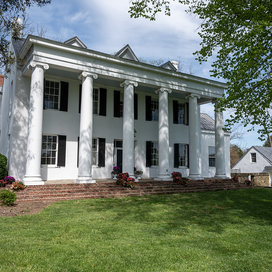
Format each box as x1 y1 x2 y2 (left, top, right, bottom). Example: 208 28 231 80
115 44 139 62
64 36 87 49
160 61 178 71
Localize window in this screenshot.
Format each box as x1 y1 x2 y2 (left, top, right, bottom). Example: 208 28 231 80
173 100 188 125
174 144 189 167
44 80 59 110
146 96 159 121
146 141 159 167
151 99 159 121
41 135 66 166
93 88 99 114
44 80 69 111
251 153 256 163
92 138 98 165
79 86 107 116
209 146 216 167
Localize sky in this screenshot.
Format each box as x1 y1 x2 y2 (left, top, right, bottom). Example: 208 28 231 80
24 0 264 149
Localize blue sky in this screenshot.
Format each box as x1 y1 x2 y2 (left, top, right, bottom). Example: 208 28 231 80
25 0 264 149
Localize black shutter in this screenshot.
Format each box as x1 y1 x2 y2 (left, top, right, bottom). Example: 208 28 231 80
99 88 107 116
146 96 152 121
134 93 138 120
174 143 179 168
114 90 120 117
98 138 106 167
186 102 189 125
77 137 79 167
146 141 152 167
173 100 178 124
57 135 66 167
43 79 46 109
59 82 69 112
79 85 82 113
186 144 189 168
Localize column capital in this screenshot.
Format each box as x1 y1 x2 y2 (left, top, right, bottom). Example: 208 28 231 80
28 61 49 71
78 71 98 80
155 88 172 95
186 93 201 100
120 80 138 88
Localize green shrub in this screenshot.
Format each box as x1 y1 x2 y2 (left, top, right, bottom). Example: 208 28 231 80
0 189 17 206
0 153 8 180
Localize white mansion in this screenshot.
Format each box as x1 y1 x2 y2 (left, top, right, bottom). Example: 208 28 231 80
0 34 230 185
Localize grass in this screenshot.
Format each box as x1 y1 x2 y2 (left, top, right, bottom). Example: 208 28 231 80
1 188 272 271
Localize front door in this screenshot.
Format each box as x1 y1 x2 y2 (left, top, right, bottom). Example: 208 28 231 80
116 148 123 172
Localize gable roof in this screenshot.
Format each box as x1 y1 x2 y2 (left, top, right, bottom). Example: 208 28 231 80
232 146 272 169
200 113 215 130
64 36 87 49
252 146 272 165
115 44 139 62
160 61 178 72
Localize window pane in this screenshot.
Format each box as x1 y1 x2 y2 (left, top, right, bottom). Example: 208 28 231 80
41 135 58 165
44 80 60 110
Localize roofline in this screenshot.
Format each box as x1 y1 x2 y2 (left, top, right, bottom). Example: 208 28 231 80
19 35 228 90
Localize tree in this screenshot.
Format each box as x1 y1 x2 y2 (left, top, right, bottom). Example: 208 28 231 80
230 144 245 168
0 0 51 73
263 135 272 147
129 0 272 141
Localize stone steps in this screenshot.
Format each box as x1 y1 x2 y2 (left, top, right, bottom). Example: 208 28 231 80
13 179 252 203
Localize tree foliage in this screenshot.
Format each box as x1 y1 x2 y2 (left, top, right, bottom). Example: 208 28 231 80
230 144 245 168
0 0 51 72
129 0 272 141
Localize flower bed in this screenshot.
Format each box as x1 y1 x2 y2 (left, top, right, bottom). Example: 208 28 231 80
116 173 135 188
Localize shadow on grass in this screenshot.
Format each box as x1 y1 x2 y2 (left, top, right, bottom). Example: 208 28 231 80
45 188 272 235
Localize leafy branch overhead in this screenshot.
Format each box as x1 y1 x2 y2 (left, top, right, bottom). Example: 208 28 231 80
129 0 272 142
0 0 51 73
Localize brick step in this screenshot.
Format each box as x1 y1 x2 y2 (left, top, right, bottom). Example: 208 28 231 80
13 179 252 202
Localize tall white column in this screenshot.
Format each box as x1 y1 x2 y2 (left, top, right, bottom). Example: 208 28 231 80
76 72 98 183
121 80 138 177
155 88 172 181
23 61 49 185
187 94 202 180
214 106 226 179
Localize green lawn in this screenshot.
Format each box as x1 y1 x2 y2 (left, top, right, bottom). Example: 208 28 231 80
1 188 272 272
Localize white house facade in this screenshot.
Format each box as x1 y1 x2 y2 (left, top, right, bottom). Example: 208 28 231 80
0 34 230 185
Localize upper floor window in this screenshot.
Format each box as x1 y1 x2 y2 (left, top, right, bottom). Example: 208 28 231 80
209 146 216 167
146 96 158 121
79 86 107 116
114 90 138 119
173 100 188 125
44 80 59 110
44 80 69 112
251 153 256 163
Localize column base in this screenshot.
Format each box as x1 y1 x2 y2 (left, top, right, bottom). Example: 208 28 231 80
214 174 227 179
75 177 96 184
23 176 44 185
188 174 203 180
154 174 172 181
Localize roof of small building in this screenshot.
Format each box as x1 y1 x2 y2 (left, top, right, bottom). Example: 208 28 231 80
200 113 215 130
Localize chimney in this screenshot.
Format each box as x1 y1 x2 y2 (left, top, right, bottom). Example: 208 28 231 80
11 18 23 39
171 60 178 71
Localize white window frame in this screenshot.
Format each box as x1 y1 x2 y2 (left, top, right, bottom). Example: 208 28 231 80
151 98 159 121
92 138 98 166
209 146 216 167
41 134 58 166
178 102 187 125
151 141 159 166
251 153 257 163
44 80 60 110
93 88 99 115
178 144 189 167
